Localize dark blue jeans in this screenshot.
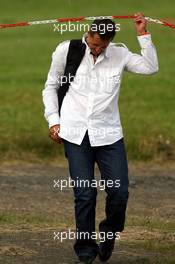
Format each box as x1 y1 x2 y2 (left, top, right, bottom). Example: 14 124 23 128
63 130 129 258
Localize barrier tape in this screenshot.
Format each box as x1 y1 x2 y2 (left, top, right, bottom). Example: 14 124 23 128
0 15 175 29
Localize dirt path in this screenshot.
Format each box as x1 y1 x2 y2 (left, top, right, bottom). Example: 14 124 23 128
0 162 174 264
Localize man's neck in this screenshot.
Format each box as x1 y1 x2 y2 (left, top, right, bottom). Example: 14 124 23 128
90 52 98 63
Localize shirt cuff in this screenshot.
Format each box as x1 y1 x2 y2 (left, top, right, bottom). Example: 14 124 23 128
137 34 152 48
47 113 60 128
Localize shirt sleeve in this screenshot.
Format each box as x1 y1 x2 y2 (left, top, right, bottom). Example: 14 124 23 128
124 34 159 74
42 40 70 128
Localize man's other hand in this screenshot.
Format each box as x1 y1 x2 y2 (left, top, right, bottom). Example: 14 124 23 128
134 12 148 35
49 124 62 144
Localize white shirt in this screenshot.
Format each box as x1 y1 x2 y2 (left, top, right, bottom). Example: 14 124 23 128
42 34 158 146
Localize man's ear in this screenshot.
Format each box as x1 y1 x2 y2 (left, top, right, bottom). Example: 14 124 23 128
86 31 93 43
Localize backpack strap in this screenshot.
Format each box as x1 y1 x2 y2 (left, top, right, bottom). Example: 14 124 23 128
57 39 86 115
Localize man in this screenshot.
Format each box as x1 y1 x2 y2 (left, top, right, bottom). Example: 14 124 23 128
42 13 158 264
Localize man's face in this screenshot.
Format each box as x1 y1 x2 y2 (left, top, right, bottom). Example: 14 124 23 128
86 32 110 56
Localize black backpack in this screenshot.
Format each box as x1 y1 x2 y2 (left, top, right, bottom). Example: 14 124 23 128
57 39 86 115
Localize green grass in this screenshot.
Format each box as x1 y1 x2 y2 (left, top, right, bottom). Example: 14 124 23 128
126 216 175 231
1 212 174 231
0 212 73 227
0 0 175 161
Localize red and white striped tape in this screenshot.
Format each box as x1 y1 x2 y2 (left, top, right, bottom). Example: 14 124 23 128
0 15 175 30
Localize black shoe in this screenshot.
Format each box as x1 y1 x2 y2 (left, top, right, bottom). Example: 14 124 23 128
76 255 96 264
99 238 115 262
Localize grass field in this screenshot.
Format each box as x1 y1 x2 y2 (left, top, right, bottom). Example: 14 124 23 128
0 0 175 162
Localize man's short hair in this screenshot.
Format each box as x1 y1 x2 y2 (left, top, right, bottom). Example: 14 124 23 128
89 19 116 41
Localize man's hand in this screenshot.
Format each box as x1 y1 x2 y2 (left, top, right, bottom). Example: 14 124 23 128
134 12 148 35
49 124 62 144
